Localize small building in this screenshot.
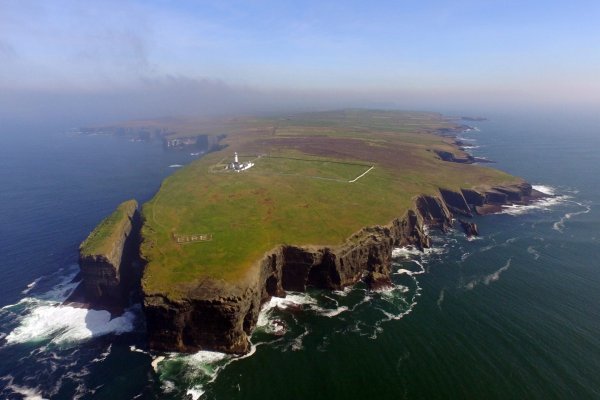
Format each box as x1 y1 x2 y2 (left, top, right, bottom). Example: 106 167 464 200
227 152 254 172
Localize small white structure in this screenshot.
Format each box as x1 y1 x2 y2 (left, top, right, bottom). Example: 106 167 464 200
228 152 254 172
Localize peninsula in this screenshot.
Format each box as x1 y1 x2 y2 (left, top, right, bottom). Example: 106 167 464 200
78 109 541 354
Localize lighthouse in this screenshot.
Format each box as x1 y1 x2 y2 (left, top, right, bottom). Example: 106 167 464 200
228 152 255 172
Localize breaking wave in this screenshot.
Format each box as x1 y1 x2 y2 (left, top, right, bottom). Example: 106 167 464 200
463 258 512 290
553 202 592 233
155 242 444 398
5 304 138 345
532 185 557 196
500 195 571 216
2 266 138 347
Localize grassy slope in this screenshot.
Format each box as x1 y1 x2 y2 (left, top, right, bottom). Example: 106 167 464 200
80 199 137 257
141 110 519 298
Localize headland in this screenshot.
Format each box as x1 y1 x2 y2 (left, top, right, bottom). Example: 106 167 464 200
76 109 543 354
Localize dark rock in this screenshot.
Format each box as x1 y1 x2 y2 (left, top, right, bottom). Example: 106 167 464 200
461 188 485 206
434 150 474 164
459 219 479 237
439 188 473 217
416 195 453 231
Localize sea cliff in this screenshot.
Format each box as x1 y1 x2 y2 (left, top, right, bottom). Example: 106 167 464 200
143 182 540 354
77 200 141 308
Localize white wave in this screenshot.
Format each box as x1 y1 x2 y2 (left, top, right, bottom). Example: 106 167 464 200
395 260 426 277
22 277 43 295
5 304 137 345
129 345 149 354
392 245 422 258
527 246 541 260
532 185 557 195
500 195 571 216
464 258 512 290
266 293 315 310
378 284 409 295
168 164 183 168
6 383 46 400
553 203 592 232
187 350 229 365
392 245 445 263
156 350 231 399
161 380 176 394
320 306 348 317
437 289 445 309
151 356 165 372
396 268 414 276
333 287 352 297
257 293 315 328
461 145 480 150
186 386 205 400
91 343 112 363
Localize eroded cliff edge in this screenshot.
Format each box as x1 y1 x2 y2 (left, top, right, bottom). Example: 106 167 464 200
143 182 541 354
75 200 142 308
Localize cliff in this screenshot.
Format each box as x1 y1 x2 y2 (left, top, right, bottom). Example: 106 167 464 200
143 182 538 354
144 209 428 354
78 200 141 308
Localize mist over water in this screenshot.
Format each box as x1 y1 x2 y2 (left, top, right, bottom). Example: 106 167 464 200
1 111 599 399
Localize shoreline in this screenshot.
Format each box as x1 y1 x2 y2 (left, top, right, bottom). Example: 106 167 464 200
143 181 543 354
71 110 546 354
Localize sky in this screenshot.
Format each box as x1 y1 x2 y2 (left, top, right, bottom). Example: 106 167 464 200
1 0 599 124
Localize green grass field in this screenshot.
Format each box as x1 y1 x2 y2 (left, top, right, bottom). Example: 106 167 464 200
80 199 137 257
140 110 520 298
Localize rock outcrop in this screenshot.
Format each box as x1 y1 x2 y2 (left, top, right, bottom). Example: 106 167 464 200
459 219 479 237
143 182 540 354
77 200 141 308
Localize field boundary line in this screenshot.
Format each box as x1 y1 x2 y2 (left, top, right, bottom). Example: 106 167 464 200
348 166 374 183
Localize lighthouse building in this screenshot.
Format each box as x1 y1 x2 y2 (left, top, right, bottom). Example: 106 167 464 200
228 152 254 172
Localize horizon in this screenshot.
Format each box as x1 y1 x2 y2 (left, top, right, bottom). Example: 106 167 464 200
1 1 600 126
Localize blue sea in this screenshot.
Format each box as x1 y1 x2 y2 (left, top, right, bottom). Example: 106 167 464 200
0 112 599 399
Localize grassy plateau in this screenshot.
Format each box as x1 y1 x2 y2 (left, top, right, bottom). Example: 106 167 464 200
80 199 137 257
140 110 520 298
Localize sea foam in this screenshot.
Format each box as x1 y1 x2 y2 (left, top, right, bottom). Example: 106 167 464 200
464 258 512 290
532 185 557 195
553 202 591 232
5 304 137 345
500 194 571 216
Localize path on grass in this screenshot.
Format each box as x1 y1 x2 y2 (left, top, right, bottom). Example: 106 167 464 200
348 166 374 183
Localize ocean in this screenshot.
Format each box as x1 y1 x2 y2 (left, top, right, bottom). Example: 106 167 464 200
0 112 598 399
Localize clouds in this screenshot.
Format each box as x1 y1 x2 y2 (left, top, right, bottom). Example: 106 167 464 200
0 0 599 126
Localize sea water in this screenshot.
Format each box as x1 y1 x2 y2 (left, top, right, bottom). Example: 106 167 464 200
1 112 599 399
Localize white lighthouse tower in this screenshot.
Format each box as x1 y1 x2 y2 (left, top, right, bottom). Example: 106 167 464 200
228 151 254 172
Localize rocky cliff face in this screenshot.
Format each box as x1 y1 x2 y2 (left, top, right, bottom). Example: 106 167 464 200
143 182 540 354
78 203 141 308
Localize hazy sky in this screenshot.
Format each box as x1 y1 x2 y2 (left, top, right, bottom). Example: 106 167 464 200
1 0 599 123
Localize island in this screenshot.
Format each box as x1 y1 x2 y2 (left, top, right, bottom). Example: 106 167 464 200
76 109 542 354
